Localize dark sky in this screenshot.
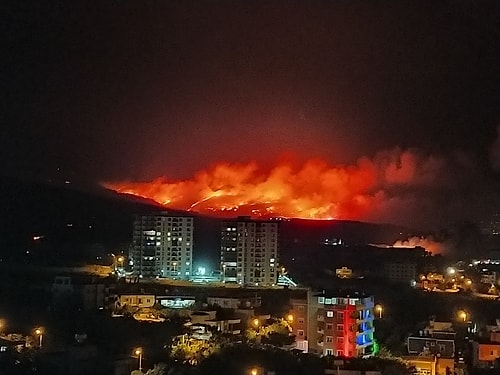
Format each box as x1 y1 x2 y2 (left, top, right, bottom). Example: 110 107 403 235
2 1 500 226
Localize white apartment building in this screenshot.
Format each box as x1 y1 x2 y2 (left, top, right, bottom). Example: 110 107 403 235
132 212 193 279
221 216 279 286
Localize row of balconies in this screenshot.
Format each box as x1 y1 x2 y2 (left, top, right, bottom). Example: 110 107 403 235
316 322 373 334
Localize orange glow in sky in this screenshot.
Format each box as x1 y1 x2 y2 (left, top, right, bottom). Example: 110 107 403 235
104 149 446 220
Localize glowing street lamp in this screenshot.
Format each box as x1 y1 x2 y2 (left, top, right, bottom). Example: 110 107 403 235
34 327 43 348
252 318 260 328
286 314 294 323
375 305 383 319
458 310 467 322
134 347 143 371
250 367 259 375
117 256 125 268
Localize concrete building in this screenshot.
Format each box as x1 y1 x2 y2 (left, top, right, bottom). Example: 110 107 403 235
52 275 106 310
382 261 417 284
207 293 262 310
221 216 279 286
118 294 155 309
289 294 309 352
406 320 456 374
289 289 375 357
402 355 454 375
132 212 194 279
471 340 500 369
471 331 500 369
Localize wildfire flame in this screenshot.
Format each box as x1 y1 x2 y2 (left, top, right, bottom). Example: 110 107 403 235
103 149 447 220
392 236 446 255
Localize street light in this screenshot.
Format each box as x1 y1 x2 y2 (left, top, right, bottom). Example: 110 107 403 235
286 314 294 323
250 368 259 375
446 267 456 275
117 256 124 268
253 318 260 328
134 347 143 371
34 328 43 348
458 310 467 322
375 305 383 319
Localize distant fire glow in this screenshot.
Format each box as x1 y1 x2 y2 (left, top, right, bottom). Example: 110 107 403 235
104 149 448 220
392 236 446 255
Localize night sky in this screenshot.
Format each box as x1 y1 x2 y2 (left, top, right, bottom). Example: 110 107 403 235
3 1 500 227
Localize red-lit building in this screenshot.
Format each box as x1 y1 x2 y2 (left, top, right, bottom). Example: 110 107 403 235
289 289 375 357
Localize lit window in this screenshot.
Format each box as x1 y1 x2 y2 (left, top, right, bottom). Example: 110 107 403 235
326 311 334 318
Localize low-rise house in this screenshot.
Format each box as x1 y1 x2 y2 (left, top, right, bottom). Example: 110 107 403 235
207 294 262 309
156 295 196 309
407 333 455 358
402 355 454 375
471 331 500 369
118 294 155 308
406 321 456 374
190 311 217 325
52 275 107 310
204 318 241 335
186 311 242 338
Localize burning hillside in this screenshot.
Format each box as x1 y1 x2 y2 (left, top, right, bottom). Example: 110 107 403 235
104 148 467 223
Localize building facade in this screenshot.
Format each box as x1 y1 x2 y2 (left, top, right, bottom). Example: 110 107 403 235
220 216 279 286
383 261 417 284
289 290 375 357
132 213 193 279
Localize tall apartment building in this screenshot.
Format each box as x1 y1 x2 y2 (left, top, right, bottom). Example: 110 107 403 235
289 289 375 357
221 216 279 286
132 213 193 279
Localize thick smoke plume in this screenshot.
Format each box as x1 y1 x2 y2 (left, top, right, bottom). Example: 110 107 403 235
104 148 484 228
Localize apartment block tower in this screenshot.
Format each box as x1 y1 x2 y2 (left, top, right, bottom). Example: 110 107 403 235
221 216 279 286
132 212 194 279
289 289 375 357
